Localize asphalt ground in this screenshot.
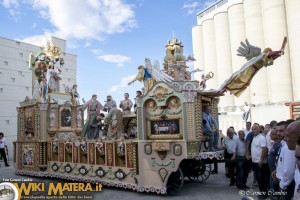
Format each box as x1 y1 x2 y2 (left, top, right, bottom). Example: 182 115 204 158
0 158 267 200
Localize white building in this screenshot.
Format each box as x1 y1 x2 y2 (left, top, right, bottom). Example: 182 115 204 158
0 36 77 159
192 0 300 130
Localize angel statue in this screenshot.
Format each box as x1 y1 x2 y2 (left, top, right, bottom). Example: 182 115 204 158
197 72 214 90
128 58 174 93
211 37 287 97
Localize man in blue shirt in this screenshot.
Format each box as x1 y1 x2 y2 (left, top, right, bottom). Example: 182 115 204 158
202 105 219 151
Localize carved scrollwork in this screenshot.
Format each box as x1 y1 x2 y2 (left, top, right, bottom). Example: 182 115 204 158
150 86 173 101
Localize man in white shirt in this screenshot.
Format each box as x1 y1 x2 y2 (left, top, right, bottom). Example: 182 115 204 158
236 130 250 189
275 121 296 200
223 128 237 186
285 120 300 200
242 102 250 122
0 132 9 167
251 124 268 200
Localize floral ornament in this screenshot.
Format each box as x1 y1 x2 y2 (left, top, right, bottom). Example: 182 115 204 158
115 169 126 180
64 164 73 173
96 167 106 178
51 163 59 172
78 166 88 175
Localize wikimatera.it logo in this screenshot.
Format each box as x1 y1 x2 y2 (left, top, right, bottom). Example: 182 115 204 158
0 181 102 200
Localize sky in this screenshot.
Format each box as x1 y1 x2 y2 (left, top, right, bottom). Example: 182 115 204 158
0 0 218 108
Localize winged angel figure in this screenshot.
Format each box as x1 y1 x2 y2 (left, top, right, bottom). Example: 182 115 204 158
128 58 174 93
206 37 287 97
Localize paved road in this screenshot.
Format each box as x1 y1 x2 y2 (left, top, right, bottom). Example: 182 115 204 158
0 161 261 200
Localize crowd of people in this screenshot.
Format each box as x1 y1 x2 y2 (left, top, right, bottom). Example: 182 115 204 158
219 120 300 200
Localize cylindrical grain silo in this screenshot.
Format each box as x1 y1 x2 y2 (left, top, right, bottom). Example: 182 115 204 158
261 0 293 102
192 25 205 81
285 0 300 101
213 12 234 108
228 3 250 106
202 19 218 89
243 0 269 105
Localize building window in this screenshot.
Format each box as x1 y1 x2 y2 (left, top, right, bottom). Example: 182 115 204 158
65 68 69 72
0 88 3 93
5 120 9 125
11 78 15 82
68 78 71 82
26 87 29 91
18 71 23 76
4 61 8 66
19 53 23 57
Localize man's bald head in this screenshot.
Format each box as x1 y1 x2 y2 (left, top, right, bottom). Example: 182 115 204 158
286 120 300 150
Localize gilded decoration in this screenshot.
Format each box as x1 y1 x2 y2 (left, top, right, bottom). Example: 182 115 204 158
19 96 37 107
166 96 182 115
58 143 64 162
147 115 183 139
24 107 35 141
59 106 72 129
187 141 200 158
73 145 79 163
89 143 95 165
173 144 182 156
43 43 62 60
132 143 138 175
150 86 173 101
153 142 170 152
195 94 203 139
145 99 163 116
18 144 22 169
187 103 195 140
22 143 38 170
106 143 114 166
47 141 52 161
126 143 134 168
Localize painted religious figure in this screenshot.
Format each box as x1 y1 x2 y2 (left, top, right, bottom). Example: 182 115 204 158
119 93 133 116
80 94 103 138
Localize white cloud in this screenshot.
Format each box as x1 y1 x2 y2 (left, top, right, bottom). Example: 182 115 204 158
97 54 131 67
109 74 136 92
2 0 20 19
5 0 137 43
84 41 91 48
182 0 219 15
182 1 201 15
32 22 37 28
90 49 103 55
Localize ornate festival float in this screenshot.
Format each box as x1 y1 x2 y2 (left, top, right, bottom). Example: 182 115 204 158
13 37 286 195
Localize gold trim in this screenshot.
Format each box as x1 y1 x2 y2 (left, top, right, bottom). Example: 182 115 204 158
150 86 173 101
187 103 195 140
147 115 183 139
201 96 211 102
195 94 203 139
58 106 72 130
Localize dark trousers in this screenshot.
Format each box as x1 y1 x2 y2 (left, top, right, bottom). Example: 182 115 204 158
225 151 236 184
280 180 295 200
203 131 219 149
236 156 250 187
252 162 269 195
0 148 8 166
